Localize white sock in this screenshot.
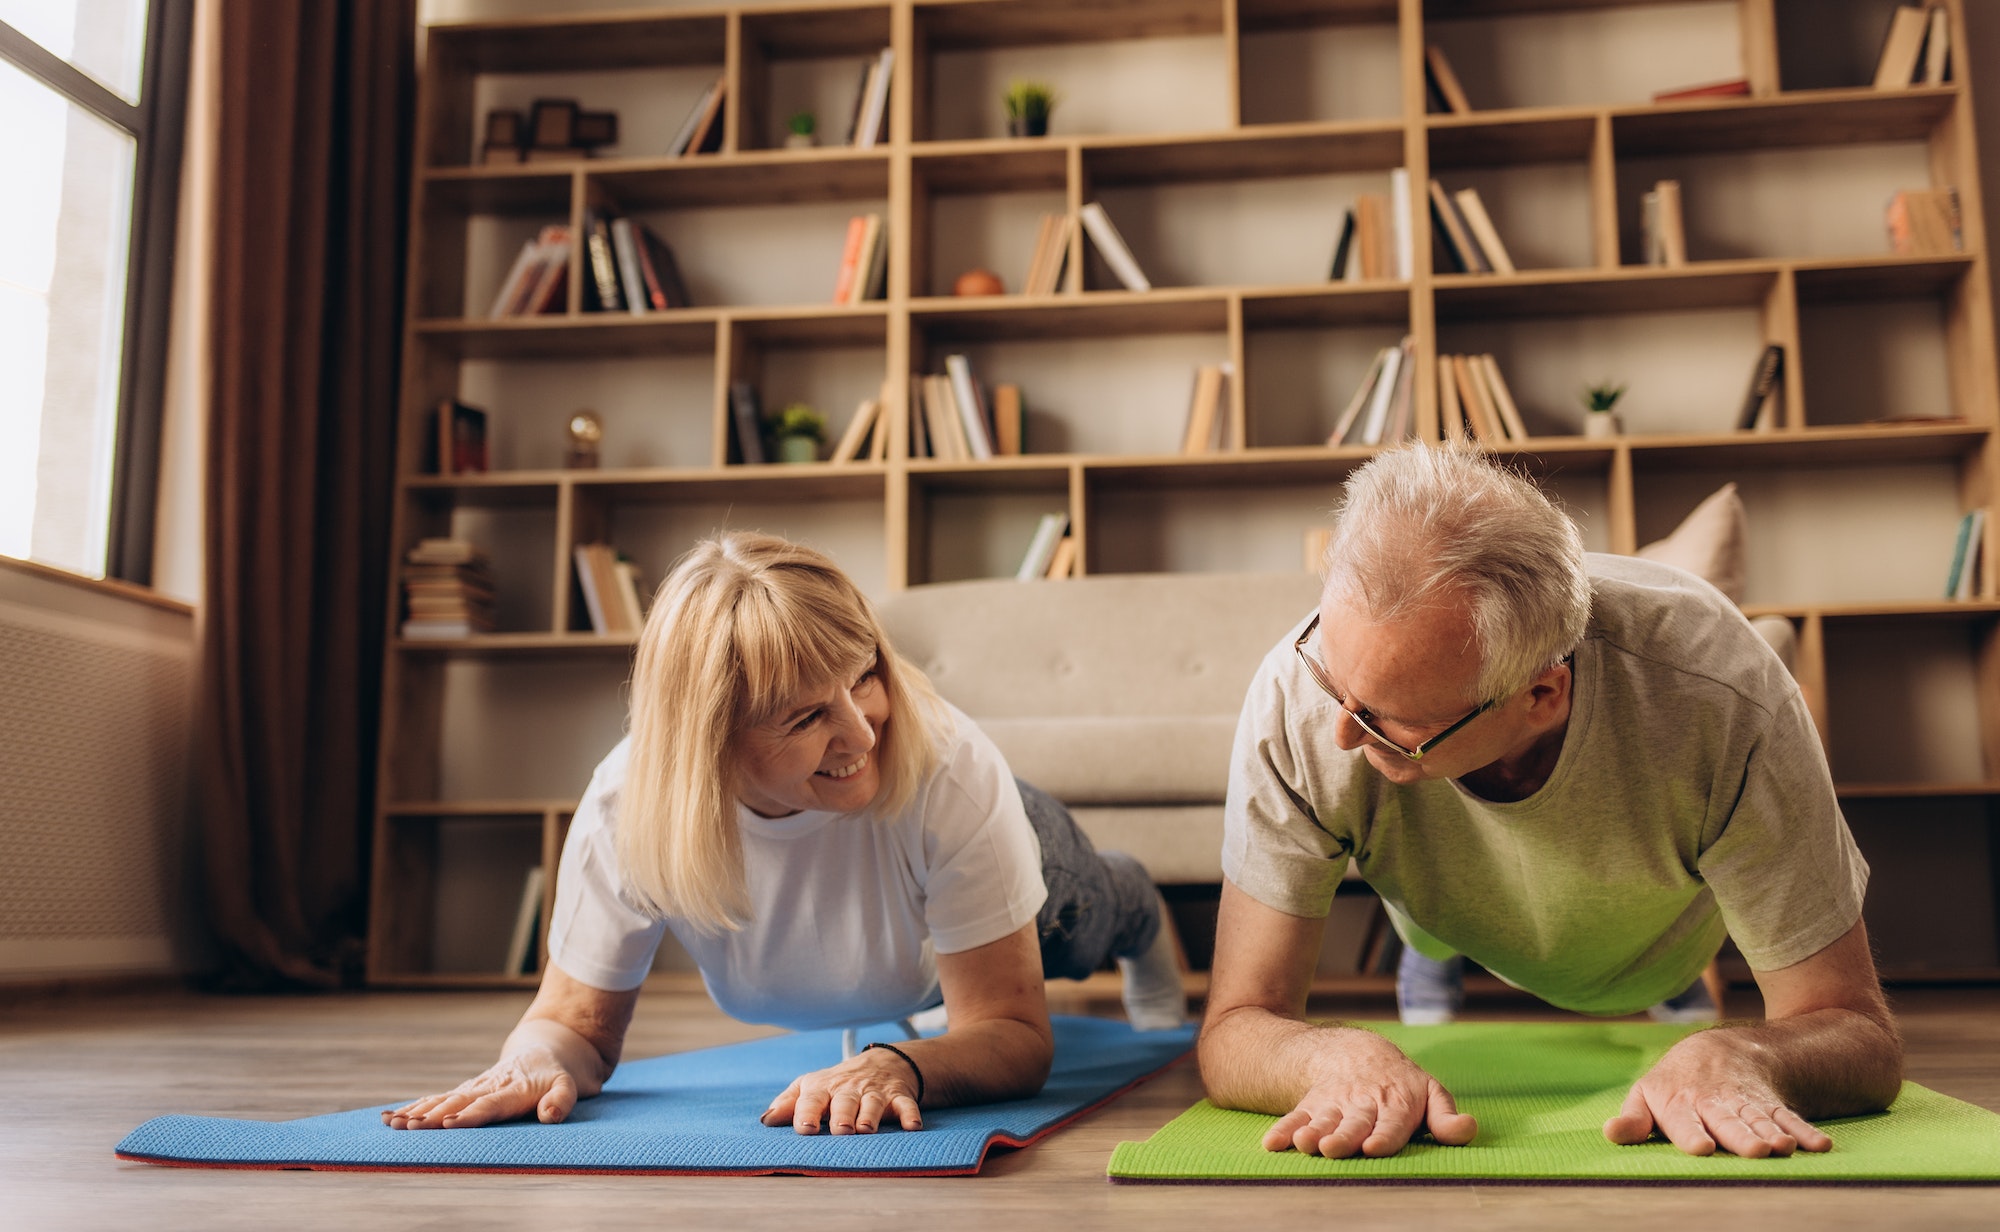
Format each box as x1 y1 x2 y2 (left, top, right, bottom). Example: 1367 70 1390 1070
1117 890 1187 1031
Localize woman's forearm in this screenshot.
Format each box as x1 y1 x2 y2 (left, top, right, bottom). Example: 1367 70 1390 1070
900 1015 1053 1108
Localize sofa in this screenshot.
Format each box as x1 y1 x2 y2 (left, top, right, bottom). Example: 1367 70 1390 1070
877 570 1323 885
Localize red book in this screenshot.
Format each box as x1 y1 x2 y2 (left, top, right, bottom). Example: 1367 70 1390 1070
1652 78 1750 103
830 215 867 303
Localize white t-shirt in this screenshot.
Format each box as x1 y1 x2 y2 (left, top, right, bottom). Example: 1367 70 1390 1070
546 701 1047 1030
1224 553 1868 1016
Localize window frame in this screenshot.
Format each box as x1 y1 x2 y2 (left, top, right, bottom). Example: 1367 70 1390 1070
0 2 193 586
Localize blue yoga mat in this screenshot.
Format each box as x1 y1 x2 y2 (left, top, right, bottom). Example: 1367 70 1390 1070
117 1015 1194 1176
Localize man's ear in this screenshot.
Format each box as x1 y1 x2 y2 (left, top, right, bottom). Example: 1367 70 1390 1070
1523 659 1573 715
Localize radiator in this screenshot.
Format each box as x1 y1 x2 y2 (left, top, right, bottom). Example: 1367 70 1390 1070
0 594 196 981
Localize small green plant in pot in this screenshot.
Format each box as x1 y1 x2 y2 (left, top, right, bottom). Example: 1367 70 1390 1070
769 402 827 463
1579 380 1627 438
785 109 815 149
1003 80 1057 138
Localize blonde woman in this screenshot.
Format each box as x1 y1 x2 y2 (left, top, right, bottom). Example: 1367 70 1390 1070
385 532 1183 1138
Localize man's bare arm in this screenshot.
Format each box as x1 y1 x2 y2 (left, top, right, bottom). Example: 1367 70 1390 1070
1605 919 1901 1156
1201 879 1475 1157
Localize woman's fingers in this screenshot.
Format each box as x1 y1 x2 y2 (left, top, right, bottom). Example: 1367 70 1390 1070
889 1093 923 1132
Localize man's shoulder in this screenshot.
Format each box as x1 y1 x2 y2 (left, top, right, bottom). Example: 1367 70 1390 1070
1582 553 1788 704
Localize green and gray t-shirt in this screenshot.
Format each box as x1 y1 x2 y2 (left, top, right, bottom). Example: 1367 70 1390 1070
1222 552 1867 1016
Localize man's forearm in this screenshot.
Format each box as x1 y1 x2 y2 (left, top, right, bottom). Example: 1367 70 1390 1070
1198 1004 1375 1113
1712 1006 1904 1119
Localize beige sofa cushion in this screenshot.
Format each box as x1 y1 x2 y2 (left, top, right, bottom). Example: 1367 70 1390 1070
976 715 1239 804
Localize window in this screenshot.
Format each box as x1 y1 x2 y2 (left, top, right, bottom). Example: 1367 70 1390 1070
0 1 189 583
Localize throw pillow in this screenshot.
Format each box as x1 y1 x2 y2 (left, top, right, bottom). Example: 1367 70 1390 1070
1637 482 1746 604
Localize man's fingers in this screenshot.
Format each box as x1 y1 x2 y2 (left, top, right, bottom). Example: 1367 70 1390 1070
1603 1083 1659 1146
1361 1093 1424 1158
1775 1107 1832 1153
1656 1102 1718 1157
1311 1109 1376 1159
1424 1078 1478 1146
537 1072 578 1125
1262 1109 1311 1152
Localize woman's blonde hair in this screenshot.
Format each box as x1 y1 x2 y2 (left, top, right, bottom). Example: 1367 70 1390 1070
618 531 942 933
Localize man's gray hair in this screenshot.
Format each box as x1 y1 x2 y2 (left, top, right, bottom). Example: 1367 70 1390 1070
1321 444 1591 702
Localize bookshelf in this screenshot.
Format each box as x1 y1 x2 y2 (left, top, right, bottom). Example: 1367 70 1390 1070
372 0 2000 990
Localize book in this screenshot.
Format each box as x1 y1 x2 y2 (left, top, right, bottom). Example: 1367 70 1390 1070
729 380 766 464
870 392 893 460
923 373 969 460
1427 179 1485 274
1735 344 1786 431
1044 535 1078 580
681 77 727 155
1329 347 1391 445
992 382 1023 455
1358 340 1407 446
1379 340 1417 444
841 56 878 146
1887 188 1961 255
852 212 889 303
1424 45 1472 115
1079 202 1152 292
1016 512 1070 580
489 233 548 317
581 211 625 311
1452 354 1505 443
503 865 546 976
1477 354 1528 440
1023 213 1058 295
613 558 646 632
1180 363 1227 455
1452 188 1516 275
573 543 611 633
632 221 692 310
1390 168 1414 282
1355 193 1387 280
1329 208 1356 281
433 399 490 474
1654 179 1688 266
1946 508 1987 599
945 353 995 459
831 214 869 303
667 77 721 156
853 47 894 149
1026 212 1075 296
829 397 881 463
519 230 572 315
1437 353 1466 442
1873 4 1931 90
1652 78 1751 103
609 218 649 317
1923 3 1950 86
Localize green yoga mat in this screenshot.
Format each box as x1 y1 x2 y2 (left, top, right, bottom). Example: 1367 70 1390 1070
1110 1022 2000 1183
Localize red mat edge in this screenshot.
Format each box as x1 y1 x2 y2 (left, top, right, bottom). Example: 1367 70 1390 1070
116 1046 1194 1178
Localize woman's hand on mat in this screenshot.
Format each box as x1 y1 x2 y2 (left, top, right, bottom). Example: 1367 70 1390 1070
1603 1029 1833 1157
760 1049 923 1136
380 1047 583 1130
1260 1028 1477 1158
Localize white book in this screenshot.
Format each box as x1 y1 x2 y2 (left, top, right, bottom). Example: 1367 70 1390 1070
1329 347 1392 445
573 544 609 633
855 47 894 149
1079 202 1152 292
944 354 994 459
609 218 648 317
1358 340 1406 445
488 236 544 318
1016 512 1070 581
503 865 546 976
1924 4 1950 86
1390 168 1414 282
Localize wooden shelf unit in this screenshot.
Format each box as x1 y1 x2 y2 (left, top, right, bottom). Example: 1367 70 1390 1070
371 0 2000 989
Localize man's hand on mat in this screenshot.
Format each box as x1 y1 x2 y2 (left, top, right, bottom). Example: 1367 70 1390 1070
760 1049 923 1136
1259 1029 1477 1158
1604 1028 1833 1157
380 1048 582 1130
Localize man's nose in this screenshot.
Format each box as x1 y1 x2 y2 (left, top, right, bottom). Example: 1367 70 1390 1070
1330 707 1369 751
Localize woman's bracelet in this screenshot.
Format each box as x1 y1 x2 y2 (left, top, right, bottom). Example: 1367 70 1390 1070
863 1041 925 1105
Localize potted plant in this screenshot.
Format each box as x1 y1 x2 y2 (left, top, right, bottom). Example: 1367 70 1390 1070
768 402 827 463
785 109 815 149
1579 380 1626 438
1003 80 1057 138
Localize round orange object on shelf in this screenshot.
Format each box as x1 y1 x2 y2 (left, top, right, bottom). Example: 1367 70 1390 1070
954 268 1004 296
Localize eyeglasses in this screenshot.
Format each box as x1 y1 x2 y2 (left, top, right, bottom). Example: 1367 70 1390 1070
1292 613 1495 762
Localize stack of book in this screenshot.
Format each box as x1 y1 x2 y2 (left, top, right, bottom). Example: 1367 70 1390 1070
842 47 895 147
1331 171 1449 282
1021 211 1076 296
401 538 497 639
487 225 572 317
1180 363 1233 455
579 208 692 314
1437 353 1529 444
831 212 889 304
1874 4 1951 90
572 543 646 636
1886 188 1961 256
827 387 894 463
1427 180 1515 275
1641 180 1687 267
909 355 1022 460
1328 338 1417 447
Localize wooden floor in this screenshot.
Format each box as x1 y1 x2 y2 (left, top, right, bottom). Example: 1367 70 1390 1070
4 982 1997 1231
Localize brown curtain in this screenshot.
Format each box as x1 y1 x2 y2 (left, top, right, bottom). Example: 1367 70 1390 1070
196 0 413 987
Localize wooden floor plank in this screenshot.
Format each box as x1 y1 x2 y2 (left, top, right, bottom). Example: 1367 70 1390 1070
3 985 1996 1229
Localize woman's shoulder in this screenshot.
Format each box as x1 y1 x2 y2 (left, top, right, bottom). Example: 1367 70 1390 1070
573 736 636 832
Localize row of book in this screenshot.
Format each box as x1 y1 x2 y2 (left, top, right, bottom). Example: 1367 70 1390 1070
1016 512 1078 581
1329 172 1516 283
489 212 691 319
667 75 727 157
573 542 647 636
1887 188 1961 257
401 538 497 639
427 398 489 474
1425 179 1516 276
1179 363 1234 455
831 212 890 304
839 47 895 149
1021 211 1076 296
1875 4 1951 91
912 355 1024 461
1328 342 1530 447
